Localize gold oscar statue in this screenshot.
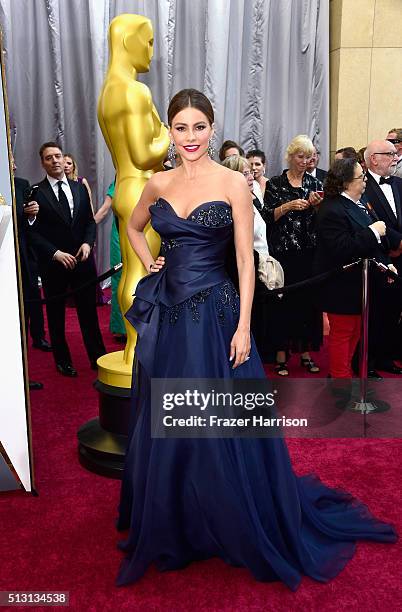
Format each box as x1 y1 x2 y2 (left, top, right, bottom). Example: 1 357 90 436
97 14 169 387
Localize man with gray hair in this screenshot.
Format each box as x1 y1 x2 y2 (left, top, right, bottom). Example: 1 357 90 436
364 140 402 254
362 139 402 373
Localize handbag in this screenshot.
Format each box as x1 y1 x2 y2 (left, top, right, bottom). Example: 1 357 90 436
257 253 284 290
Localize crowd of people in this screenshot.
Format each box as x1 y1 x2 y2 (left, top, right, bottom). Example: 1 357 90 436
215 130 402 383
15 125 402 388
15 142 106 385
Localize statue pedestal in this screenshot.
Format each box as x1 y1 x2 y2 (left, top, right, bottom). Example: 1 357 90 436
77 351 132 479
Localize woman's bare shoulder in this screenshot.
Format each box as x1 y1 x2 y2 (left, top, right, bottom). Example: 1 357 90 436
149 168 179 189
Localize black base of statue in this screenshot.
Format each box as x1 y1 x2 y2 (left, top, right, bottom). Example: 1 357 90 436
77 380 131 479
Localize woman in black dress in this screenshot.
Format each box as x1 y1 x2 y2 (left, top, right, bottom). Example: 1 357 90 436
264 135 323 375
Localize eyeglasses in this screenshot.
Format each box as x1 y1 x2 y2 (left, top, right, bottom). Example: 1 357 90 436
373 152 398 157
243 170 253 177
387 139 401 145
352 172 366 180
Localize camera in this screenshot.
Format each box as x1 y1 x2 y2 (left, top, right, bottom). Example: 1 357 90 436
23 185 39 207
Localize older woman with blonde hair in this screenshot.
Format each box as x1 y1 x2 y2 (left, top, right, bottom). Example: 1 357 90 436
263 134 324 375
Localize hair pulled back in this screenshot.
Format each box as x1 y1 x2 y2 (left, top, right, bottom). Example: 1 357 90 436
168 89 214 126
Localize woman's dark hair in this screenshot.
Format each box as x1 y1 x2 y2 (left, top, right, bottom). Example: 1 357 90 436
218 140 245 161
246 149 266 164
168 88 214 126
323 158 358 197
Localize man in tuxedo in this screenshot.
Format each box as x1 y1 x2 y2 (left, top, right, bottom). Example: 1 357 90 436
362 139 402 372
29 142 106 376
306 146 327 182
12 159 49 390
13 168 51 352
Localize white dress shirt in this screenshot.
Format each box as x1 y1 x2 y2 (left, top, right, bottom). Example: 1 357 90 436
47 174 74 216
367 169 397 217
252 181 264 208
253 205 269 254
341 190 380 243
307 168 317 178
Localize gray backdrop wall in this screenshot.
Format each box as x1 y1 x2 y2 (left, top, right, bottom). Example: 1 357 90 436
0 0 329 273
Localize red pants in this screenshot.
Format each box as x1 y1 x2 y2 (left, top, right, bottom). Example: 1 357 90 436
327 313 361 378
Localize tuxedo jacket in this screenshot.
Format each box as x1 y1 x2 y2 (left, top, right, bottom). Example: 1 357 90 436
29 177 96 270
315 167 327 183
314 194 389 314
14 177 35 289
14 176 30 225
362 172 402 252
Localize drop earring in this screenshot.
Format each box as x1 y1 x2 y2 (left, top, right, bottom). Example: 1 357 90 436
168 141 176 162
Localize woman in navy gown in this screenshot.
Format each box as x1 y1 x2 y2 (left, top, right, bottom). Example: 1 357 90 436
117 89 397 590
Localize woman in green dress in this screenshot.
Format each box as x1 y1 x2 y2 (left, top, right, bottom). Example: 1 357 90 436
95 181 126 339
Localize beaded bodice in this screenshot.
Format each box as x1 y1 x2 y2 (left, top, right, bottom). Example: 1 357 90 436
127 199 236 374
154 199 232 254
150 199 238 324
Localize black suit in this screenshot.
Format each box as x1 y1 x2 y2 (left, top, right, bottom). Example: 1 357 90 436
362 171 402 265
362 172 402 364
14 176 46 343
29 177 105 367
314 195 389 314
315 167 327 183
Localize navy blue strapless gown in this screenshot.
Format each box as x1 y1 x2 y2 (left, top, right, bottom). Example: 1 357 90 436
117 199 397 590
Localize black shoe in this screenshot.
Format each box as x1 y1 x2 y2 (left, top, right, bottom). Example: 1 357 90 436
367 369 383 381
90 361 98 371
32 339 52 352
29 380 43 390
274 361 289 376
56 363 78 377
377 363 402 374
300 357 320 373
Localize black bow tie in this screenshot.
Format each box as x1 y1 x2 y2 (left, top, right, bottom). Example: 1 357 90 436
379 176 394 185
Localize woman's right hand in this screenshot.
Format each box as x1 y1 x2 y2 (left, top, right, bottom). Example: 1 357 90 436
284 198 310 212
370 221 386 236
149 256 165 273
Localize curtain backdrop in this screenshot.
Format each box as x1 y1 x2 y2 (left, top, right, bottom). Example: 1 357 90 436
0 0 329 272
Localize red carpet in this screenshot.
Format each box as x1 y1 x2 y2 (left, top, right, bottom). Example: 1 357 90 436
0 304 401 611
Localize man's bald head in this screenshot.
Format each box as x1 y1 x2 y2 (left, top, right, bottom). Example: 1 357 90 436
364 139 398 177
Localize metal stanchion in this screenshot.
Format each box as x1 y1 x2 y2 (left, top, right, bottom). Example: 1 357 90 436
346 258 390 414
